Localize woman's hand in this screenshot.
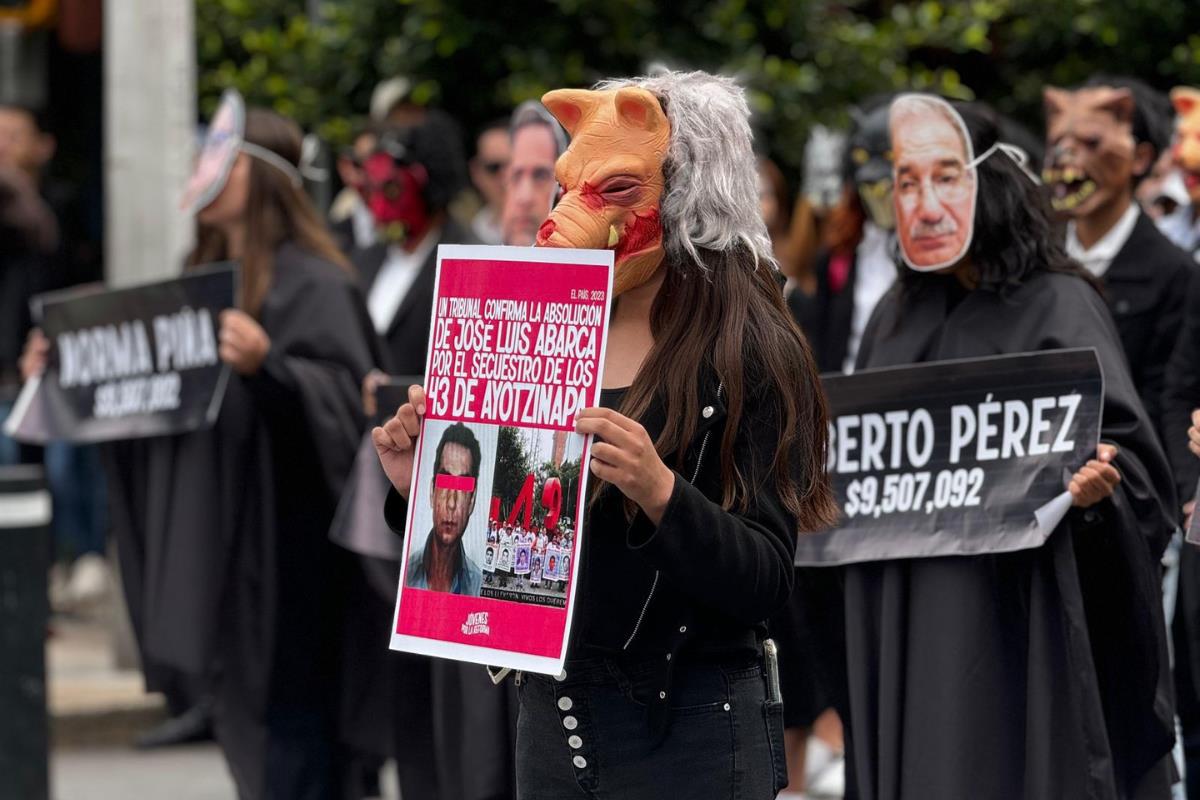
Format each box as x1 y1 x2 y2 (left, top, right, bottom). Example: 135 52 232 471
1069 443 1121 508
1188 409 1200 458
218 309 271 375
575 407 675 524
372 384 425 499
18 328 49 381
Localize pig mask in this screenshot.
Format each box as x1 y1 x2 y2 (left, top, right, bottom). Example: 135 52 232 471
1171 87 1200 206
537 87 670 296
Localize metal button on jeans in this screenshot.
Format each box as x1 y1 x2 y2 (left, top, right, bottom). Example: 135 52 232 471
554 670 567 682
573 756 588 769
558 696 574 711
563 715 578 730
568 735 582 749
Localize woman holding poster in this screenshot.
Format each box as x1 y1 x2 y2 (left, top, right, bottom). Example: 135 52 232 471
832 96 1178 799
374 69 835 799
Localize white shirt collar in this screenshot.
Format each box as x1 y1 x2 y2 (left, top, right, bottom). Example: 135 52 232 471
366 228 440 334
1065 203 1140 278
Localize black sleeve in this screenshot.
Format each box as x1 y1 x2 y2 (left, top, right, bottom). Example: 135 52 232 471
384 487 409 539
1164 265 1200 502
1141 258 1193 447
246 269 378 501
624 386 799 626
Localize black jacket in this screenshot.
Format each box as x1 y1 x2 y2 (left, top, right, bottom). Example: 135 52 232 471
788 248 856 374
352 220 475 376
1101 211 1195 443
384 363 802 733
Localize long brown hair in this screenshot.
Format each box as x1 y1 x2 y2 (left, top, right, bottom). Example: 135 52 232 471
612 246 838 532
187 108 351 316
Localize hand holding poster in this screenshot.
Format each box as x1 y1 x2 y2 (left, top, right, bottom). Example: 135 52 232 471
391 244 613 674
794 349 1103 565
5 265 236 444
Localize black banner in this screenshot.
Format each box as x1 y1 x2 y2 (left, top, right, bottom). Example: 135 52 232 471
794 349 1103 565
5 265 236 444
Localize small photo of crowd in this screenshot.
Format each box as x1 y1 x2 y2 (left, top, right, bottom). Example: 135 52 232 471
480 426 583 609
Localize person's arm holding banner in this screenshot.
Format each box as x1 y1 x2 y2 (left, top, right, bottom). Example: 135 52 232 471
1070 443 1121 509
372 383 427 532
217 309 270 375
18 327 48 382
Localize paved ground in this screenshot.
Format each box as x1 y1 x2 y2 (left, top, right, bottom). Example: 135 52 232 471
52 745 236 800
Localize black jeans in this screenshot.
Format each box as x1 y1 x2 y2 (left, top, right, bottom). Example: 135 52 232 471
515 655 786 799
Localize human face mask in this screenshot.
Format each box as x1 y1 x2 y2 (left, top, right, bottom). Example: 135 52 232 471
889 94 978 272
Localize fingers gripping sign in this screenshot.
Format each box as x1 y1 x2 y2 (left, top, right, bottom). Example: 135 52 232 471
373 384 427 500
574 406 676 524
218 309 271 375
1069 442 1121 509
1188 408 1200 459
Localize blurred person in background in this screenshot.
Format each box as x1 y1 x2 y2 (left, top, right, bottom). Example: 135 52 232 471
1138 149 1192 235
501 100 566 247
777 125 847 298
791 98 896 376
758 157 793 271
25 101 381 799
354 112 473 386
468 118 511 244
329 122 380 254
0 167 57 465
0 100 107 608
1043 75 1190 442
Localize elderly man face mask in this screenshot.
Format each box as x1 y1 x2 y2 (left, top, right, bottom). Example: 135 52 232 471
536 87 670 296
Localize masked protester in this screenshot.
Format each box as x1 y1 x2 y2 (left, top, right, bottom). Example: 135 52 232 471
501 101 566 248
790 98 896 376
353 113 472 387
827 95 1177 800
373 70 836 800
19 94 382 800
1044 76 1193 442
329 122 381 254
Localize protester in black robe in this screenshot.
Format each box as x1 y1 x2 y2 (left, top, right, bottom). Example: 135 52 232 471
837 102 1177 800
97 109 378 799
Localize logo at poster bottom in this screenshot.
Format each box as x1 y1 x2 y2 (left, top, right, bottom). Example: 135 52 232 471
461 611 491 636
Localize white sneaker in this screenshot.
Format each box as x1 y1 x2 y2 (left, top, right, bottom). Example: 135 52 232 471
808 753 845 799
61 553 110 612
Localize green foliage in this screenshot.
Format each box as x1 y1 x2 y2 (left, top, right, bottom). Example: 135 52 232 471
493 426 531 521
196 0 1200 176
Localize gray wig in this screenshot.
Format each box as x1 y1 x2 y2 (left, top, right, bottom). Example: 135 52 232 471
593 69 777 275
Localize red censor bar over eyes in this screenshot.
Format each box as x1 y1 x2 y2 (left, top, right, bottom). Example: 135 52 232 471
435 474 477 493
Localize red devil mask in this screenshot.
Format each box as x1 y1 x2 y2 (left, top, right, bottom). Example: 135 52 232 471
361 150 432 246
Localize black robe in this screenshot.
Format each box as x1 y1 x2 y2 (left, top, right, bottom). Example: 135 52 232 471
789 247 857 374
838 270 1177 800
106 243 379 800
